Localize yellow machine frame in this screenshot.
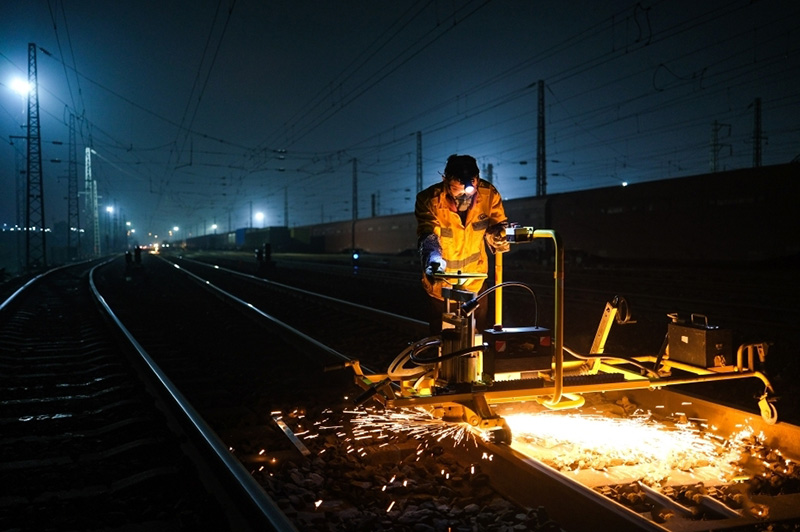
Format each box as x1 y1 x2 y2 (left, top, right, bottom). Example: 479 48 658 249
348 228 777 441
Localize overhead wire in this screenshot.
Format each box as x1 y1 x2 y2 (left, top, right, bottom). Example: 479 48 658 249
152 0 239 227
248 0 491 170
12 0 798 232
251 0 434 157
230 0 497 215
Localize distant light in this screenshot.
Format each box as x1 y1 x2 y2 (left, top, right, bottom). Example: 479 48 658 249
106 206 114 214
10 77 31 96
173 226 179 232
621 181 628 187
126 221 131 227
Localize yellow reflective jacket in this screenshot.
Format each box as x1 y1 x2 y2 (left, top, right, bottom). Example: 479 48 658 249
415 179 507 299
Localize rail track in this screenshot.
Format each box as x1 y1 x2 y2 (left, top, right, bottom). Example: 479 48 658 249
4 249 799 531
160 250 800 531
0 260 293 531
91 253 557 531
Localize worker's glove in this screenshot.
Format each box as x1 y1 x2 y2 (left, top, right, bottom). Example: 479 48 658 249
425 254 447 277
486 223 510 253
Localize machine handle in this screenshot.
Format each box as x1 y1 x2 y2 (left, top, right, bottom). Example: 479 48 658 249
690 313 709 328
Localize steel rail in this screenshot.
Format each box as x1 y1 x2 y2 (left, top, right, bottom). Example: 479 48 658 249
159 257 374 372
155 254 690 530
174 255 428 331
172 250 800 530
0 260 92 314
88 261 299 532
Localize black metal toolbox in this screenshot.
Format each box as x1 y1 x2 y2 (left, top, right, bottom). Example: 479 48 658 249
668 314 732 368
483 326 552 377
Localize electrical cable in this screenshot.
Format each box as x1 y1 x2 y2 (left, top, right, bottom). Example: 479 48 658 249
409 342 486 366
562 345 661 379
470 281 539 327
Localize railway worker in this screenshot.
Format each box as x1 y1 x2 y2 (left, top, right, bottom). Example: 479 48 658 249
415 154 509 334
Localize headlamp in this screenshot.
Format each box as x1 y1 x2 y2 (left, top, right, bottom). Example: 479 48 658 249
460 176 476 195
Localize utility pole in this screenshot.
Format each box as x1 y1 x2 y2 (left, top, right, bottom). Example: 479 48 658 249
85 147 100 256
752 97 765 168
284 187 289 227
25 43 46 270
710 120 732 173
352 158 358 221
416 131 422 194
14 151 25 271
371 191 381 217
536 80 546 197
67 113 80 258
352 158 358 252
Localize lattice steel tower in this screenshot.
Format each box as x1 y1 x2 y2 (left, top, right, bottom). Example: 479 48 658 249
25 43 46 270
67 113 81 258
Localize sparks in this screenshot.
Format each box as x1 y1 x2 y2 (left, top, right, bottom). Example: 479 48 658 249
342 406 479 448
505 410 759 484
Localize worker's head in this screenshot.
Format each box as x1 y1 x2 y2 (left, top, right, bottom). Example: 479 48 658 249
443 154 479 208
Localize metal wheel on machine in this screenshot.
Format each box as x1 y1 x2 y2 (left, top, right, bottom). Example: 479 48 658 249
759 396 778 425
486 423 513 444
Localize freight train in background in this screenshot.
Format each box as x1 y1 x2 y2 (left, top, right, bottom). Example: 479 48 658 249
183 162 798 266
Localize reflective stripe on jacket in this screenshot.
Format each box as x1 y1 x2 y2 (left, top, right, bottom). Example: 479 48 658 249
415 179 506 299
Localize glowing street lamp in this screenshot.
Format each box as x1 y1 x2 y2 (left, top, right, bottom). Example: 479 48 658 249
10 77 31 96
255 211 264 228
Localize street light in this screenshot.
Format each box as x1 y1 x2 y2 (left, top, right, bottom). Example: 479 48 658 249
255 212 264 228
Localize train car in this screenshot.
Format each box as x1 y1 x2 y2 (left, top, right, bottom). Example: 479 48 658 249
184 163 797 264
541 163 797 264
310 212 418 255
307 162 797 264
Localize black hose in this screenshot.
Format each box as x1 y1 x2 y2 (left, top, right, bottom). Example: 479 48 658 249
466 281 539 326
409 343 487 365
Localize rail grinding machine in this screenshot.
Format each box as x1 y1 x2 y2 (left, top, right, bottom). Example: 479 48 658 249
346 226 778 443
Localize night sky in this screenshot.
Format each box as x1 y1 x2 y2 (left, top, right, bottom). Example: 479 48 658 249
1 0 798 243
